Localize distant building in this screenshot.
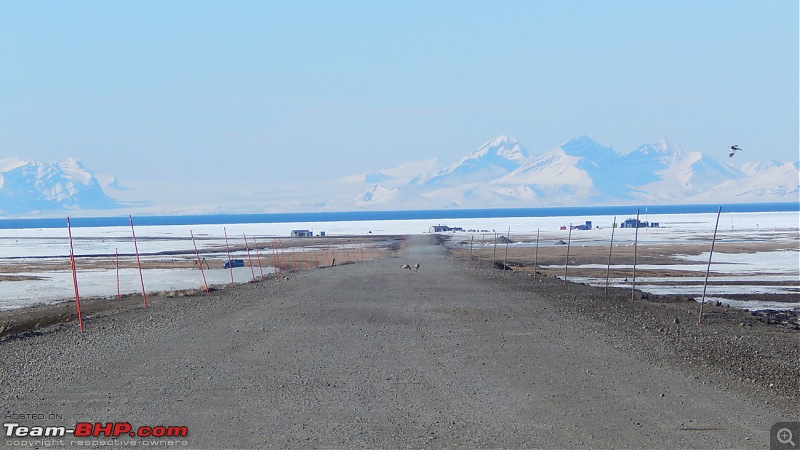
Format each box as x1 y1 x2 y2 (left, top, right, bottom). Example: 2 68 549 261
619 218 659 229
573 220 593 231
291 229 313 237
429 225 464 233
563 221 593 231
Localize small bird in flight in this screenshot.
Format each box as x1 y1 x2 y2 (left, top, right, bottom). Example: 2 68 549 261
728 145 742 158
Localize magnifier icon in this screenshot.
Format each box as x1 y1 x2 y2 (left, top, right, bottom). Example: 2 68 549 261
778 428 796 446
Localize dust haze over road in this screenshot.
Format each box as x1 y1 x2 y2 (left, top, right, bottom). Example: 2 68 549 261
1 235 793 448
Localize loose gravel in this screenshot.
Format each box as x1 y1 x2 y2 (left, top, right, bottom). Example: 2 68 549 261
1 235 797 449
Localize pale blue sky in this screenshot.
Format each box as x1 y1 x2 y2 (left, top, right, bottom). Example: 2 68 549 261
1 0 797 187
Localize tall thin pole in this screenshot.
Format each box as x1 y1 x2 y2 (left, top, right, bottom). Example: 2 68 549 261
129 215 147 308
604 217 617 298
468 235 474 269
115 247 120 300
477 234 483 270
272 240 280 279
244 233 256 284
492 232 498 270
504 227 511 272
224 227 234 287
631 209 640 301
533 229 540 284
699 207 723 324
564 224 573 284
190 230 209 294
66 217 84 332
253 237 265 280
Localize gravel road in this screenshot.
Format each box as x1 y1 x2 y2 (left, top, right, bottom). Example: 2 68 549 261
1 235 796 448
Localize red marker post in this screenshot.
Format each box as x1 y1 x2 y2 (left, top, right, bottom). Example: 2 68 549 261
115 247 120 300
280 241 289 271
243 233 256 284
252 237 264 280
129 215 147 308
224 227 234 287
272 240 280 279
190 230 209 294
66 217 84 332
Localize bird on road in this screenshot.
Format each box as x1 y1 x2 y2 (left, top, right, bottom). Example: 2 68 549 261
728 145 742 158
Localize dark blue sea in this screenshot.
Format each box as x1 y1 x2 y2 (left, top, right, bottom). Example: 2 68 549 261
1 202 797 229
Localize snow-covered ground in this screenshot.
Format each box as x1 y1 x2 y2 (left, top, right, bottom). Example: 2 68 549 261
0 211 797 311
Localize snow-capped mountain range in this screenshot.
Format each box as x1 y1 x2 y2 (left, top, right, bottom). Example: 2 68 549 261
0 158 121 215
1 135 797 215
348 135 799 209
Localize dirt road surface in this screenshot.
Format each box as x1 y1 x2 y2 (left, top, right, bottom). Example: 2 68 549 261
1 235 795 448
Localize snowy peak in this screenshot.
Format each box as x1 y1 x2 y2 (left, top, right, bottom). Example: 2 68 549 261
58 157 94 184
0 158 28 172
425 135 531 186
740 159 783 175
560 135 619 161
478 135 530 162
629 137 687 166
354 184 397 205
0 157 122 215
462 135 530 166
351 135 797 209
340 158 444 188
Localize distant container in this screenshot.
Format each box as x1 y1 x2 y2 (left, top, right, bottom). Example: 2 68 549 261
291 230 313 237
319 231 326 237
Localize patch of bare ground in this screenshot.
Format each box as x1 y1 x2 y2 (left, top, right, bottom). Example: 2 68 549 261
465 264 799 411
